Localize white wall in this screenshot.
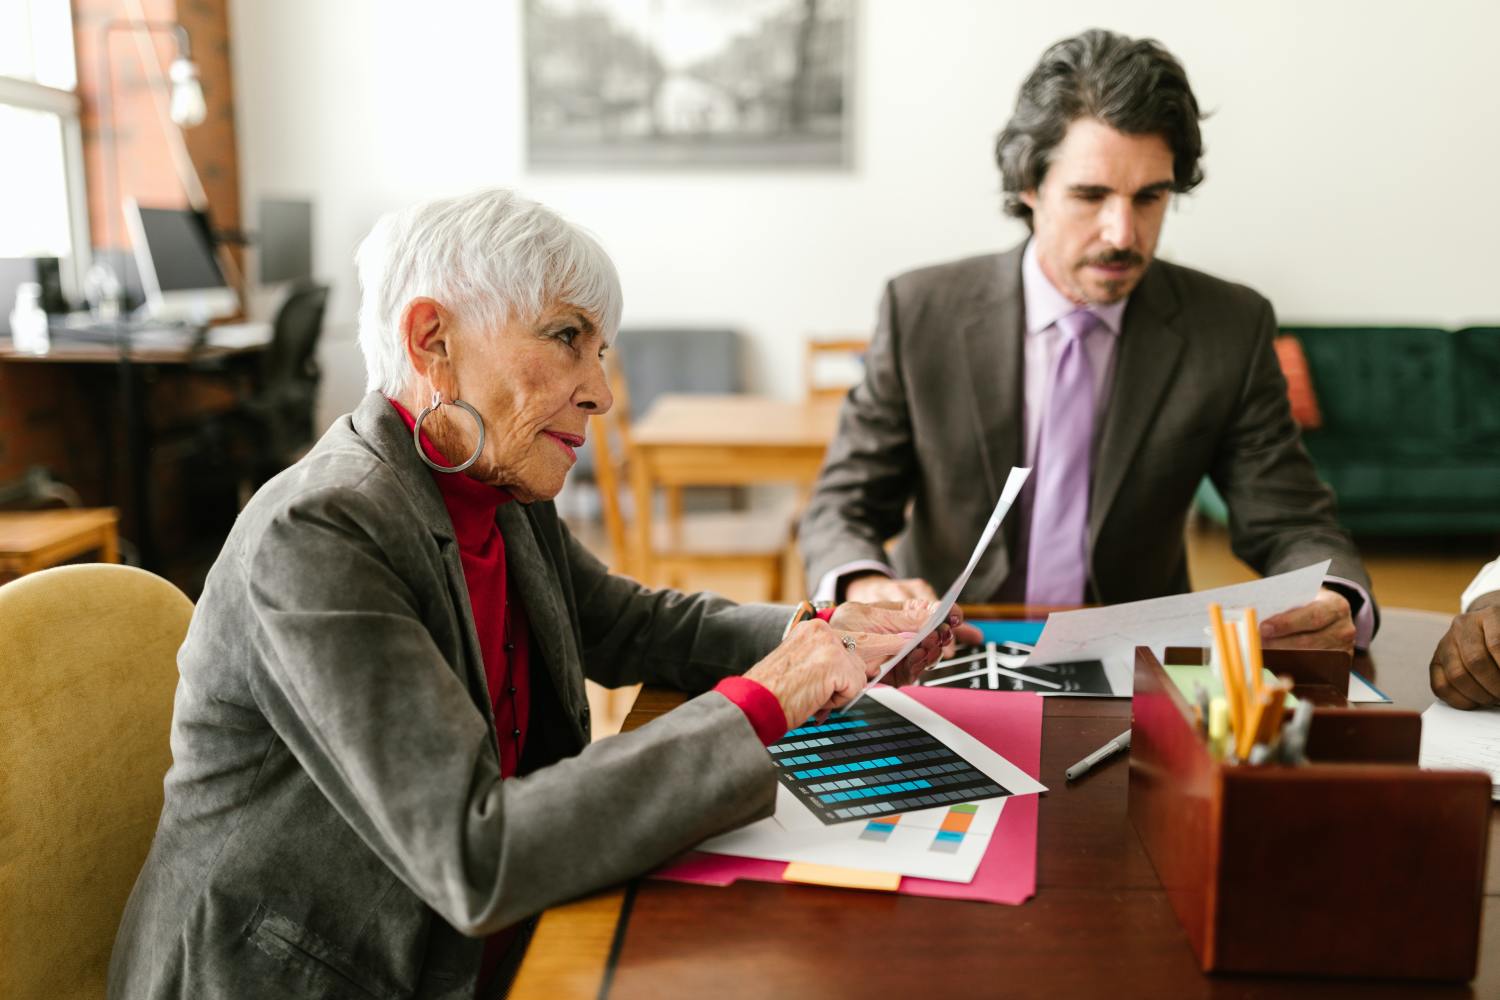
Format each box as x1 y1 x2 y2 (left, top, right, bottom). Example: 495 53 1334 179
229 0 1500 428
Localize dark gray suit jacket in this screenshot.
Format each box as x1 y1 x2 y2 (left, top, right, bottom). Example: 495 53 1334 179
108 392 786 1000
801 244 1373 609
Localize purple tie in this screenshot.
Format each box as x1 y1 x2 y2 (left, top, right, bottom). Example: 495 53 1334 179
1026 309 1098 605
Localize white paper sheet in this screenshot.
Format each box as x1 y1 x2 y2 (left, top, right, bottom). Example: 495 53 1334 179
852 467 1031 703
696 687 1046 881
1419 701 1500 799
1027 560 1331 668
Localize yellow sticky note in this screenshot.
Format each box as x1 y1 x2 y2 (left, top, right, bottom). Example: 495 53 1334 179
781 862 901 892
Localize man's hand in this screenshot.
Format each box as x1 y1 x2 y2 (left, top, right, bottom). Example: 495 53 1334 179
1429 592 1500 710
843 573 938 605
829 599 982 687
1259 587 1356 652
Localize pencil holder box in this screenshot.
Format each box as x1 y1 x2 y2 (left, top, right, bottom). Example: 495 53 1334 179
1128 645 1490 981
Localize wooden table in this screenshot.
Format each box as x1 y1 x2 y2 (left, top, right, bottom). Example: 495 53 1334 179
512 607 1500 998
0 508 119 577
626 394 840 581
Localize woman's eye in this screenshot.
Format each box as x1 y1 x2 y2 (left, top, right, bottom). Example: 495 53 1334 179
555 327 579 347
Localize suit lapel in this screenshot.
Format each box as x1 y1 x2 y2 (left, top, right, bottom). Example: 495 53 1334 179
958 246 1026 510
1089 263 1185 545
498 502 583 717
953 246 1026 595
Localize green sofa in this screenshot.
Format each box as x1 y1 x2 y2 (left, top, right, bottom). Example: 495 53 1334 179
1196 325 1500 535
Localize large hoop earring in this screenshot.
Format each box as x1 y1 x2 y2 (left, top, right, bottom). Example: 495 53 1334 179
412 391 486 474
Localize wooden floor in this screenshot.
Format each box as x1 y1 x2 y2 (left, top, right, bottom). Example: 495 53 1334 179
570 513 1494 738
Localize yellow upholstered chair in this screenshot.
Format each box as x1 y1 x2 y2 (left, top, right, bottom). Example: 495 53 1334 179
0 564 192 1000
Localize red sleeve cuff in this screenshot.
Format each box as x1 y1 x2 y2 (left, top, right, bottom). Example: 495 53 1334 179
714 675 789 746
815 606 836 623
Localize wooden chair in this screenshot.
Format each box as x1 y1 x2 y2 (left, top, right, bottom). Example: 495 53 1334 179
593 355 795 600
804 334 870 402
0 564 193 1000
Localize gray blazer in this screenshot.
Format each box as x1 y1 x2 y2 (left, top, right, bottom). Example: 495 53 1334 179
801 243 1374 610
108 392 786 1000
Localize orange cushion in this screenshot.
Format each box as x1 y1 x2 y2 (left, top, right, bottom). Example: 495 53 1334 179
1273 335 1322 430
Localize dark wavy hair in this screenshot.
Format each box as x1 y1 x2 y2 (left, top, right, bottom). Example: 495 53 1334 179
996 29 1205 226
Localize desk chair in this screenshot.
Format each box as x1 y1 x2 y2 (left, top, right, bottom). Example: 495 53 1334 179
804 334 869 403
194 282 328 495
239 281 329 480
0 564 192 1000
593 356 795 601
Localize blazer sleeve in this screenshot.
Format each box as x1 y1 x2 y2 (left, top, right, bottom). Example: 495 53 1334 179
799 280 921 591
1210 297 1376 604
559 518 789 693
244 484 776 935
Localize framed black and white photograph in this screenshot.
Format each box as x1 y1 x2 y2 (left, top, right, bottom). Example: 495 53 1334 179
525 0 854 168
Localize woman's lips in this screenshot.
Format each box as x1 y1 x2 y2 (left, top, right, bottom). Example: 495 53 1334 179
543 431 584 462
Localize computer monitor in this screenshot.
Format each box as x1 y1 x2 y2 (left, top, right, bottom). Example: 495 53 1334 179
259 198 313 285
124 199 238 324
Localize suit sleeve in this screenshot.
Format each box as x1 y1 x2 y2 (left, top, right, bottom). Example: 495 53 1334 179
799 280 921 592
245 485 775 935
558 518 788 692
1211 297 1377 618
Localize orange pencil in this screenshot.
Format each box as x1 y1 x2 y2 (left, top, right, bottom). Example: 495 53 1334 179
1259 677 1293 746
1237 686 1271 760
1225 621 1252 755
1244 607 1265 696
1208 604 1243 738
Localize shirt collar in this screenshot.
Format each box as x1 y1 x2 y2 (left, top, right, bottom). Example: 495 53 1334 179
386 397 511 550
1020 239 1128 337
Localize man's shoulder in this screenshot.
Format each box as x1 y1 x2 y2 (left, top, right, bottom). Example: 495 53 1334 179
888 249 1014 300
1149 256 1271 317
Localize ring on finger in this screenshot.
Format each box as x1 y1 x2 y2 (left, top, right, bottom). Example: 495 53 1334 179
840 634 857 654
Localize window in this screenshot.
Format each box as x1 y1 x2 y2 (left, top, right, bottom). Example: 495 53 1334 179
0 0 87 295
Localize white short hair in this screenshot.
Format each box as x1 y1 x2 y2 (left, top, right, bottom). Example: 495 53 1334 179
355 188 623 395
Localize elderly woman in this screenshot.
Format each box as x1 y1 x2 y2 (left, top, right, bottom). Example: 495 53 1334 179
108 189 975 1000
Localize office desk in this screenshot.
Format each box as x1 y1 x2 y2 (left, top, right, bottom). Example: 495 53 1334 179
626 394 840 580
0 336 266 571
512 608 1499 999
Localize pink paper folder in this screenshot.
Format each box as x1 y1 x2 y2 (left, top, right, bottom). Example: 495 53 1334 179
652 687 1043 905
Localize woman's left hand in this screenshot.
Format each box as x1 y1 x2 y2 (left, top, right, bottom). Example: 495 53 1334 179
828 600 982 687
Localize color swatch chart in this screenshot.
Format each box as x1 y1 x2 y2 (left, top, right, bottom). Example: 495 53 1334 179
769 698 1010 824
860 804 980 853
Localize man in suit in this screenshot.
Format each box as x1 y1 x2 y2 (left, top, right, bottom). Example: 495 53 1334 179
800 28 1376 650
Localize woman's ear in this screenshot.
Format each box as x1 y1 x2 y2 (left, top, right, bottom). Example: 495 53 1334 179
401 297 454 391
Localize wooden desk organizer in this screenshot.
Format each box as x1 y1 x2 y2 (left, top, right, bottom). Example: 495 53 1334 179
1128 646 1491 981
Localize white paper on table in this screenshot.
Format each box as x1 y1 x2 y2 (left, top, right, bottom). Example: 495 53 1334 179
1027 561 1331 675
697 687 1045 881
1419 701 1500 800
855 467 1031 700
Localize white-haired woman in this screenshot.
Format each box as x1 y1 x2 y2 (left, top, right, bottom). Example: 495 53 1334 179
108 189 976 1000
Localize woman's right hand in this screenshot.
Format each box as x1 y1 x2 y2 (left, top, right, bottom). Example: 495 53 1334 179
743 619 914 729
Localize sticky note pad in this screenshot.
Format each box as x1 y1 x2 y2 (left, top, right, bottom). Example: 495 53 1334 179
782 862 902 892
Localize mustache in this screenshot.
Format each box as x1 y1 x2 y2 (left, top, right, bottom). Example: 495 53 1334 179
1081 249 1144 268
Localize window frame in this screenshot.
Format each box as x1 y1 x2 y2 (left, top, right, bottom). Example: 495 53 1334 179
0 71 91 298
